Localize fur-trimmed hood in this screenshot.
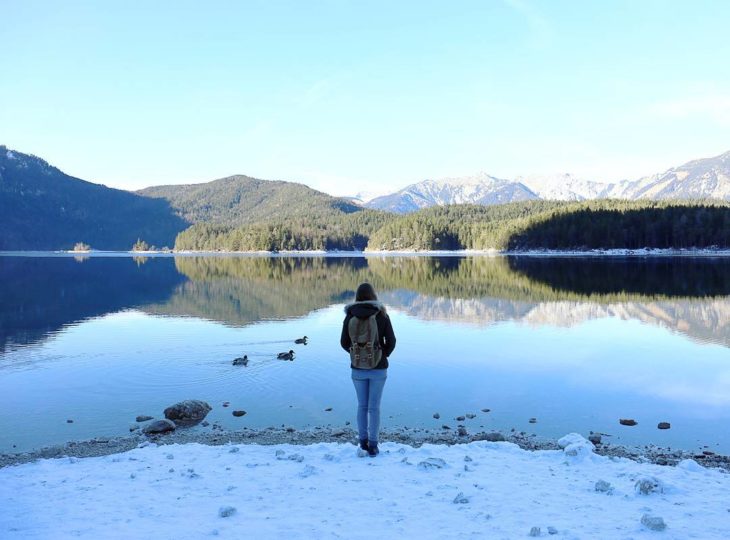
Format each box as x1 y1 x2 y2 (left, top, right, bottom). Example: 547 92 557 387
344 300 387 318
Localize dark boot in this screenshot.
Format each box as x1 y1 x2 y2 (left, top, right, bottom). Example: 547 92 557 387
367 442 379 457
359 439 368 451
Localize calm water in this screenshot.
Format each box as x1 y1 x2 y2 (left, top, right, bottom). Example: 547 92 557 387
1 254 729 454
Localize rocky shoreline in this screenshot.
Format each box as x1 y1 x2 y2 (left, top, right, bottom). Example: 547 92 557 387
2 425 729 471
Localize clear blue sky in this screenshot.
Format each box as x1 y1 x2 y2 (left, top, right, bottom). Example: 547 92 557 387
2 0 729 194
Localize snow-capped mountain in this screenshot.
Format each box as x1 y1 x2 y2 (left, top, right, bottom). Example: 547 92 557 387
366 173 539 213
363 150 730 213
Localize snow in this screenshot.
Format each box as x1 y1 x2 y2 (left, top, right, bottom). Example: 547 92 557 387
2 435 729 539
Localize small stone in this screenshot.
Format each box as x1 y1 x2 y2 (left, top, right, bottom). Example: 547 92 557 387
286 427 296 433
129 425 139 432
619 418 638 426
66 419 74 423
457 426 468 437
529 526 541 537
433 413 440 419
201 421 209 427
218 506 237 518
222 402 230 408
418 457 447 470
465 413 476 419
641 514 666 531
480 432 505 442
594 480 613 493
588 434 602 445
528 418 537 424
135 415 153 422
232 410 246 417
453 492 469 504
455 415 466 421
657 422 671 430
442 425 451 430
345 421 350 426
142 419 176 435
324 407 333 412
547 526 558 535
331 429 345 437
635 477 663 495
481 408 490 413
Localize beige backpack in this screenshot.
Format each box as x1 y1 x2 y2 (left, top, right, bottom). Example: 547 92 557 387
348 314 382 369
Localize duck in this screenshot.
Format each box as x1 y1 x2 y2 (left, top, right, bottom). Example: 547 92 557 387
294 336 308 345
232 355 248 366
277 350 295 361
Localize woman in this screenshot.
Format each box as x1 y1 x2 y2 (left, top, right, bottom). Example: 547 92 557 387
340 283 396 457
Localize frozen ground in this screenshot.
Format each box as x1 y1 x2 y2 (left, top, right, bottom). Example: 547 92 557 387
1 434 728 539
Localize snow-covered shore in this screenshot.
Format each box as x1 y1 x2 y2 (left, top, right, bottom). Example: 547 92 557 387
2 434 728 539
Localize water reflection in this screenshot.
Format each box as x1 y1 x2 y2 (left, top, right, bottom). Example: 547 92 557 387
2 255 730 350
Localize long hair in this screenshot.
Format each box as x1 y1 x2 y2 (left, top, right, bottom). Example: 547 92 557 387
355 282 378 302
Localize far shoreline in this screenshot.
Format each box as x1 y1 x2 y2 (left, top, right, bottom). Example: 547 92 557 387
4 247 730 258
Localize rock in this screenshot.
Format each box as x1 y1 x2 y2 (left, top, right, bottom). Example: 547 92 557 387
635 477 664 495
479 432 505 442
345 421 350 425
286 427 296 433
453 492 469 504
163 400 212 426
287 454 304 462
641 514 666 531
464 455 473 462
331 430 345 437
547 526 558 535
129 425 139 432
529 526 541 537
222 402 230 408
619 418 637 426
228 447 240 453
594 480 613 493
465 413 476 419
232 410 246 417
588 434 602 445
433 413 440 419
481 408 490 413
142 419 176 435
135 415 153 422
528 417 537 424
455 415 466 421
457 426 468 437
418 457 447 470
442 425 451 430
66 419 74 423
201 421 209 427
657 422 671 429
218 506 237 518
324 407 333 412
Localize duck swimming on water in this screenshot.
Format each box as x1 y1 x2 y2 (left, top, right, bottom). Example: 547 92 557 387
277 350 295 361
294 336 308 345
232 355 248 366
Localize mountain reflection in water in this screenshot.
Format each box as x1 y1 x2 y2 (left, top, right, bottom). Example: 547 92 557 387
2 255 730 350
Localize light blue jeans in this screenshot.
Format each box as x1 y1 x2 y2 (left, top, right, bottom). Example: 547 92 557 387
351 368 387 444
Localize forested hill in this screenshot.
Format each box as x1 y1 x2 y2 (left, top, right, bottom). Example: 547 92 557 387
138 175 363 226
367 200 730 251
0 146 187 250
178 199 730 252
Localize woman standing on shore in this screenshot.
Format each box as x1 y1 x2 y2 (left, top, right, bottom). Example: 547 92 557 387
340 283 396 457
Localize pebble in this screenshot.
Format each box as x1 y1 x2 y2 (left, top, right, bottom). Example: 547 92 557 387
528 418 537 424
658 422 671 430
594 480 613 493
433 413 440 419
481 408 490 413
442 425 451 430
222 402 230 408
455 416 466 421
547 526 558 535
465 413 476 419
457 427 468 437
218 506 237 518
232 410 246 417
286 427 296 433
619 418 638 426
324 407 333 412
135 415 153 422
142 419 176 435
641 514 666 531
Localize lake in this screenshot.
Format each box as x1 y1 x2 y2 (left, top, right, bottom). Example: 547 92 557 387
1 254 729 454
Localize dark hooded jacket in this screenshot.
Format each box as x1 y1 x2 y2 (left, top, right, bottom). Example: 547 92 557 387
340 300 396 370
